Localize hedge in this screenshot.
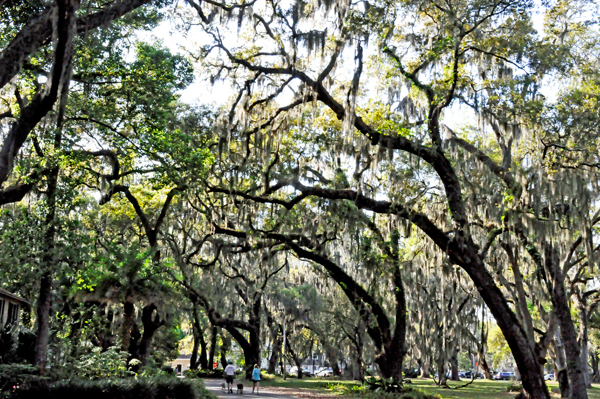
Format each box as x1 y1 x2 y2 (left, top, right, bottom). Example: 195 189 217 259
6 376 212 399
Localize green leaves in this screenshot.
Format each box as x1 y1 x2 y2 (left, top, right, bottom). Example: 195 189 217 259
76 346 134 379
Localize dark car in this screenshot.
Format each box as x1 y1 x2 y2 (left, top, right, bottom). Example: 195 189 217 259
461 371 473 379
494 372 514 380
403 368 420 378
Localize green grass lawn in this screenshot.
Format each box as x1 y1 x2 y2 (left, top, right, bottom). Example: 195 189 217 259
411 379 600 399
260 375 360 390
259 376 600 398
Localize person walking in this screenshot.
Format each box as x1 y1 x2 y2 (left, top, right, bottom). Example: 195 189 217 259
224 361 236 393
252 364 261 395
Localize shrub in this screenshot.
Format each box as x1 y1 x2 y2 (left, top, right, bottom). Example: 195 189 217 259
160 365 176 375
0 364 47 399
8 377 211 399
506 382 523 392
183 368 224 379
76 346 134 379
0 326 36 365
350 378 439 399
364 376 403 392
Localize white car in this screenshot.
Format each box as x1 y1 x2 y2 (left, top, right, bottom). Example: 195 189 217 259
316 367 333 377
544 374 555 381
289 366 312 376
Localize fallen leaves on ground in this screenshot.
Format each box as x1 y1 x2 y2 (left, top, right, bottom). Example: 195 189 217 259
263 386 342 398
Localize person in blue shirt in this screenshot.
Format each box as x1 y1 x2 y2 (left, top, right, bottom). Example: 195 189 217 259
252 364 261 395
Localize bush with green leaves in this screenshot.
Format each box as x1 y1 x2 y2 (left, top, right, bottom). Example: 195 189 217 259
0 325 36 365
75 346 134 379
0 364 47 399
8 376 212 399
353 378 439 398
183 368 224 379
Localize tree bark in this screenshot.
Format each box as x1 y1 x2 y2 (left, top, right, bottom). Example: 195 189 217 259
190 304 207 370
190 331 200 370
220 332 230 369
268 329 281 374
33 0 77 374
450 345 460 381
34 272 52 371
447 240 549 398
574 291 591 387
208 326 217 370
199 327 208 370
436 329 447 385
333 361 341 377
545 244 588 399
121 300 135 351
590 348 599 383
553 330 570 397
419 357 432 378
136 303 165 367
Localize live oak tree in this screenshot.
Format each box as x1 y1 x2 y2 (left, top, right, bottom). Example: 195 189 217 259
180 0 600 396
0 0 163 195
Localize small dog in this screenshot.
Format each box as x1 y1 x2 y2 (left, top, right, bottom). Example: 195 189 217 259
237 383 244 394
221 382 226 392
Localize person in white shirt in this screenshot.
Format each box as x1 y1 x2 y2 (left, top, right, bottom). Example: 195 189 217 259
224 361 237 393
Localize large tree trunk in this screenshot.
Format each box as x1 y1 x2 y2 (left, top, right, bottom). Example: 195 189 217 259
121 300 135 351
478 307 492 379
374 262 407 381
575 291 591 387
268 331 281 374
136 303 165 367
448 239 550 399
375 342 404 380
220 332 230 369
419 357 432 378
190 305 201 370
333 361 341 377
246 326 261 378
208 326 217 370
34 272 52 371
450 344 460 381
436 337 447 386
553 331 570 397
34 64 70 370
478 350 492 379
590 348 600 383
224 323 260 377
353 328 365 381
190 305 208 370
190 334 200 370
545 244 588 399
199 328 208 370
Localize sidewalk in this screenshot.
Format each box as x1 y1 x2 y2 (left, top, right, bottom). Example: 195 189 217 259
203 379 299 399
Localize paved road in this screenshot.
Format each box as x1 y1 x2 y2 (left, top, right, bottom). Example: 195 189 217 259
203 379 298 399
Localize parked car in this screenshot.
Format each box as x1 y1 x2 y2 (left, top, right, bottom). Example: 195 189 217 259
316 367 333 377
403 367 419 378
459 371 475 379
289 366 312 377
544 373 555 381
494 372 515 380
